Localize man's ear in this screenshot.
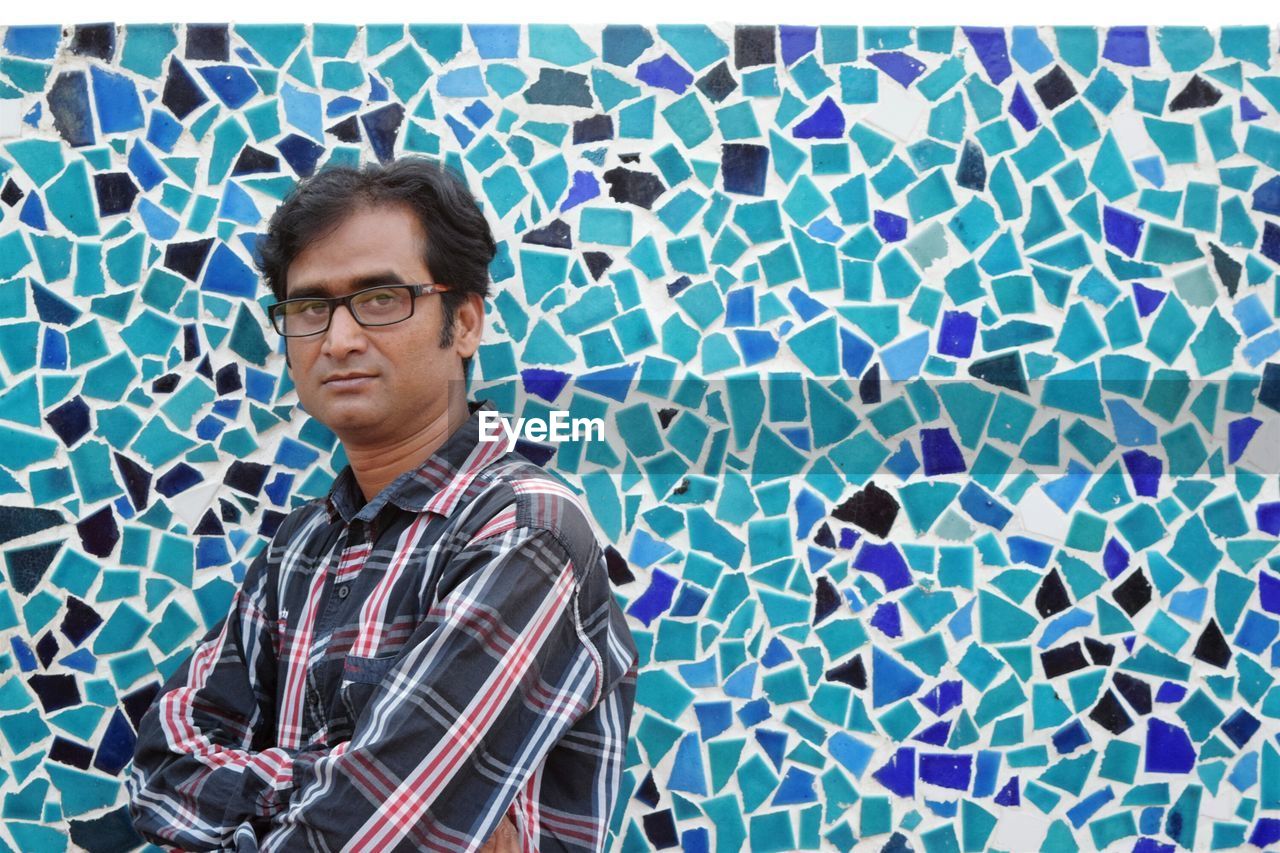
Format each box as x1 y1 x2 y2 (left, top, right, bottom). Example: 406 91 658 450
452 293 485 360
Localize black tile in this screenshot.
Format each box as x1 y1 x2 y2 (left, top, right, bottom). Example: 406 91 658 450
1033 65 1076 110
1169 75 1222 111
1040 642 1089 678
28 673 81 712
634 771 660 808
232 146 282 175
1084 637 1115 666
70 23 116 60
49 736 95 769
1034 568 1071 617
219 498 242 523
1112 568 1152 616
161 59 209 120
814 576 840 624
61 597 104 646
215 363 242 394
259 509 287 537
734 25 776 68
225 461 270 495
604 166 666 209
93 172 139 216
113 452 151 512
1088 689 1133 735
151 373 180 394
1113 672 1152 714
825 653 866 689
721 142 769 196
642 809 679 849
45 396 91 446
604 545 634 584
583 252 613 280
521 219 572 249
35 631 60 668
183 324 200 360
1192 619 1231 668
122 682 161 731
572 114 614 144
1260 362 1280 414
164 237 214 280
186 24 229 61
859 364 881 404
1 178 24 207
325 116 361 144
696 61 738 103
76 506 119 558
194 509 225 536
832 481 899 539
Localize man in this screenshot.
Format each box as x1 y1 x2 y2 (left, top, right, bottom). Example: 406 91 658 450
128 158 638 852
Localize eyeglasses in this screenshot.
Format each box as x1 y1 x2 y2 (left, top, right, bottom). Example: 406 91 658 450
267 283 451 337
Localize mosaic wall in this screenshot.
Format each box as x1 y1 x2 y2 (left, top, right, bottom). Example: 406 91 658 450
0 20 1279 852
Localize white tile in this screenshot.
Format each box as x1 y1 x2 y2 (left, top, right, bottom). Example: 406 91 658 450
866 83 929 141
0 99 22 139
169 480 222 530
1018 483 1070 540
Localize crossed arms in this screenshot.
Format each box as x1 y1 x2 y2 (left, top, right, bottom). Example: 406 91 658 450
129 523 630 852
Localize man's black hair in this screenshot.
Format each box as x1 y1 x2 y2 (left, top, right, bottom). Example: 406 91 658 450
257 158 496 372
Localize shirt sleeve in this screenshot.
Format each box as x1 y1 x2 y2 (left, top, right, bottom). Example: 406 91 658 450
262 523 612 853
128 545 308 850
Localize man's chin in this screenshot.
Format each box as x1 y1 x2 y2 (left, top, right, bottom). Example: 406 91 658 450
311 406 385 437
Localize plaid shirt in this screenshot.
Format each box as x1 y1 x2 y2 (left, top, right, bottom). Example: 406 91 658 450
128 400 637 852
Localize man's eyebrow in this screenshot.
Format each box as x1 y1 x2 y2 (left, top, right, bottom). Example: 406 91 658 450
285 272 410 299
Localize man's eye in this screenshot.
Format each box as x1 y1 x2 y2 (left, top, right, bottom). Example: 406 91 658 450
365 291 397 305
295 301 328 316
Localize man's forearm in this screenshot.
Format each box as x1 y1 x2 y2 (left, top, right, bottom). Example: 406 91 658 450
129 738 330 850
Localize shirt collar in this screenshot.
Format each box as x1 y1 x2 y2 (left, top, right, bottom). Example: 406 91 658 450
325 399 506 524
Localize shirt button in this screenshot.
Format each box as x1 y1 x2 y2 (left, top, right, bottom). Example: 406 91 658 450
337 585 350 599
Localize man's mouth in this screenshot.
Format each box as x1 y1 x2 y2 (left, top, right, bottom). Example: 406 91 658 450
323 373 377 388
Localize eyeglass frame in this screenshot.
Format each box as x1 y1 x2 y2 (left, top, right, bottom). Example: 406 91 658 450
266 283 453 337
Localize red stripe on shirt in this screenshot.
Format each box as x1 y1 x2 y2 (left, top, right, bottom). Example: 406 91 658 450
423 431 509 517
350 512 431 658
276 566 330 749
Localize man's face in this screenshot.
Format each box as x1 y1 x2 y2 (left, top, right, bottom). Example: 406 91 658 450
283 203 479 448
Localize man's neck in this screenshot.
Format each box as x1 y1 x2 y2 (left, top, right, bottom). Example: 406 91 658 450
341 396 471 502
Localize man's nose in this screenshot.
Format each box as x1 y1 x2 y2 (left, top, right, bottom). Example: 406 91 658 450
321 304 368 357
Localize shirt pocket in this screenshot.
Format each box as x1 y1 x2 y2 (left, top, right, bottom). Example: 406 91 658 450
338 653 398 727
341 652 397 686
